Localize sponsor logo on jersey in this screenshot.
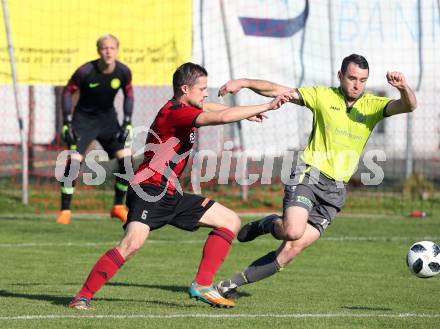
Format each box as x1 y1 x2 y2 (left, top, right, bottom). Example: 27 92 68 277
89 82 100 88
330 105 340 111
111 78 121 89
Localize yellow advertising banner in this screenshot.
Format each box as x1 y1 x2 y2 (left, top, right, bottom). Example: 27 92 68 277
0 0 192 85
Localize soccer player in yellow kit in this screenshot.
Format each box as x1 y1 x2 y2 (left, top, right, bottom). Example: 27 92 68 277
216 54 417 299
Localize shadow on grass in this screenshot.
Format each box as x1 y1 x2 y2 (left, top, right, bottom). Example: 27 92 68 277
0 289 72 306
0 289 196 308
108 281 253 298
108 282 187 293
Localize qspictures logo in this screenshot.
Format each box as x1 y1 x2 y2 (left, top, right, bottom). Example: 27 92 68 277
56 126 387 202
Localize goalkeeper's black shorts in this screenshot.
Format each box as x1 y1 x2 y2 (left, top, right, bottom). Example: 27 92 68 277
71 110 125 157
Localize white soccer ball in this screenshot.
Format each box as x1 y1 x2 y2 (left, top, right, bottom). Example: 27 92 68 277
406 241 440 278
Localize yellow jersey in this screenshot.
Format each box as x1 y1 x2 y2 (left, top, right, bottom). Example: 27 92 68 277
298 86 391 182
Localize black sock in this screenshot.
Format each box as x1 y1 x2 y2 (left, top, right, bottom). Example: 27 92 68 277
270 223 283 240
61 193 73 210
261 215 283 240
60 158 80 210
113 188 125 205
231 251 281 287
113 157 131 205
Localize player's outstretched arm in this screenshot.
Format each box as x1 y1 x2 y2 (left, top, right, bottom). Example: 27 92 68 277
196 93 291 127
218 79 303 105
218 78 292 98
203 102 268 123
202 102 228 112
384 71 417 116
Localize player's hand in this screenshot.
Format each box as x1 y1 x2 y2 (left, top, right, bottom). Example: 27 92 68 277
61 119 77 148
118 117 133 143
386 71 407 90
268 92 292 110
247 114 268 122
218 79 244 97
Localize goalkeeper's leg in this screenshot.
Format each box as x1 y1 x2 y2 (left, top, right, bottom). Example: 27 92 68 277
56 155 82 225
110 150 132 223
57 119 91 225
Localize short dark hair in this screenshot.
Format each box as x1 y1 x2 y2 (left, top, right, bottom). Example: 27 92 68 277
173 62 208 97
340 54 369 74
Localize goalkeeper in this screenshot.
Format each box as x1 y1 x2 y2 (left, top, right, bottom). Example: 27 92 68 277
57 34 134 225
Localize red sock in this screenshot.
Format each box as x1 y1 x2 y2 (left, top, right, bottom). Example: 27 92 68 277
77 248 125 300
194 227 235 286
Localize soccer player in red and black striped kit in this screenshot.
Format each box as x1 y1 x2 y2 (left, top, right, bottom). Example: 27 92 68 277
67 62 292 309
57 34 134 225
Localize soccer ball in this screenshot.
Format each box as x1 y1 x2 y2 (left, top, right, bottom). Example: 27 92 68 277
406 241 440 278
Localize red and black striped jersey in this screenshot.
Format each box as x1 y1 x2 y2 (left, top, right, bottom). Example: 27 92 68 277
133 99 202 194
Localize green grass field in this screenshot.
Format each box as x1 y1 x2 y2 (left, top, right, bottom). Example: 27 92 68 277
1 214 439 329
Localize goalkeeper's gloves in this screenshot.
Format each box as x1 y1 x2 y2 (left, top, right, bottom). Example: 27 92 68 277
61 115 77 149
118 116 133 144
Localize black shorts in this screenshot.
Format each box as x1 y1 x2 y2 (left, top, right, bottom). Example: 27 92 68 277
283 166 346 235
125 184 215 231
72 111 125 157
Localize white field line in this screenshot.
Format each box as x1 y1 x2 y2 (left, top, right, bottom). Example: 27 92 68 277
0 312 440 321
1 236 440 248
